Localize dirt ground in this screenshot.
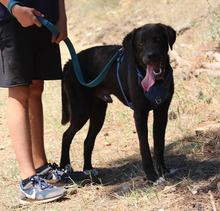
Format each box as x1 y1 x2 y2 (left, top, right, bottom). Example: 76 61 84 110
0 0 220 210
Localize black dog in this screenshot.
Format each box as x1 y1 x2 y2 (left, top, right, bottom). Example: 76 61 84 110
60 23 176 183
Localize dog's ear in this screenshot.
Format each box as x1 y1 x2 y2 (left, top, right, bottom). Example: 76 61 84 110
122 28 138 52
158 24 176 50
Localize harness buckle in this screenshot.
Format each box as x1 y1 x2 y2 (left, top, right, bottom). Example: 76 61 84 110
155 98 162 105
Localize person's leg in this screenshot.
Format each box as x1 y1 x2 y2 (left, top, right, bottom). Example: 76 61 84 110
29 80 69 184
3 19 67 204
7 85 36 180
29 80 47 169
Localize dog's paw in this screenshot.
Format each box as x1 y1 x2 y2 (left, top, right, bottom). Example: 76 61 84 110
166 168 178 176
153 177 166 186
84 169 99 177
64 164 74 174
152 168 178 186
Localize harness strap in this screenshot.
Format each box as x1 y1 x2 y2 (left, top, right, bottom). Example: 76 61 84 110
116 50 134 110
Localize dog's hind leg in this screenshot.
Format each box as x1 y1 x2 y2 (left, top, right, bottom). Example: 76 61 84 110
83 99 108 172
60 115 89 170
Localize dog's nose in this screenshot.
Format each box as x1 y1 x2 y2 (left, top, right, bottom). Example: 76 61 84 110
147 52 157 59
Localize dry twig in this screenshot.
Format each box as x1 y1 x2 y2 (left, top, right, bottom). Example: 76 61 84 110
209 191 217 211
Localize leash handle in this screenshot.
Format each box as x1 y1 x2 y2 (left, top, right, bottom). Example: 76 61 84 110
36 17 60 38
8 1 22 16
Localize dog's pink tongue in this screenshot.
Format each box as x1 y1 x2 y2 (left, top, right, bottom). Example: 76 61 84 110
141 65 156 91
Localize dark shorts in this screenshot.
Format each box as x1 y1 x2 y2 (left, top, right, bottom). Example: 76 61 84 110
0 19 62 88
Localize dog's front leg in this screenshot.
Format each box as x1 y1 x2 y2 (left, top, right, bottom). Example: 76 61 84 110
134 110 158 182
153 98 172 176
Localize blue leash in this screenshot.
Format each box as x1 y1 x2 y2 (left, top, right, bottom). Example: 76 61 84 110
7 1 119 88
8 1 174 109
37 17 122 87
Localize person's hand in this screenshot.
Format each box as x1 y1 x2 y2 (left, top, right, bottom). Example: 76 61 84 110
11 4 44 27
51 16 67 44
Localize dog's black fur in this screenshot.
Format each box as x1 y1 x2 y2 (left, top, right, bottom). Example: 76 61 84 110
60 23 176 182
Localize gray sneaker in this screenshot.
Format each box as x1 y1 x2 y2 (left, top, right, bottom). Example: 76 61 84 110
37 163 69 184
19 175 67 204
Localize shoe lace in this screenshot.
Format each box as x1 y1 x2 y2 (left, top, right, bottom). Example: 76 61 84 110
31 176 53 190
49 162 74 174
48 163 63 181
49 162 60 170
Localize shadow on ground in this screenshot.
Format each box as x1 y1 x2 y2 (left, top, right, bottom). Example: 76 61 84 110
92 129 220 189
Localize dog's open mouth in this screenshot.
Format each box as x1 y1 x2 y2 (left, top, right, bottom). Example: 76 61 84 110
141 62 164 92
153 63 164 79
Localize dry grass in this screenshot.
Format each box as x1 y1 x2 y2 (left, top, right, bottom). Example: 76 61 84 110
0 0 220 210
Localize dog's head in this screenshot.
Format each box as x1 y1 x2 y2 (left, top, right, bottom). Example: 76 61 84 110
123 23 176 91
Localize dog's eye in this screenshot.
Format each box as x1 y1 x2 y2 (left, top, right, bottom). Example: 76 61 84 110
155 37 160 42
137 42 143 47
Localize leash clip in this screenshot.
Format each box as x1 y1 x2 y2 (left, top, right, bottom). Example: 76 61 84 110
117 48 125 64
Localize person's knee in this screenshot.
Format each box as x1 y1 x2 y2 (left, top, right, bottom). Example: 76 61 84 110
30 80 44 98
9 86 30 103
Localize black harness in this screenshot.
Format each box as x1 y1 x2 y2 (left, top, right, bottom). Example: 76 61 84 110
117 49 173 110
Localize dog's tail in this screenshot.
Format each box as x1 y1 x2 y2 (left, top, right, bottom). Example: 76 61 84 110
61 62 71 125
61 82 70 125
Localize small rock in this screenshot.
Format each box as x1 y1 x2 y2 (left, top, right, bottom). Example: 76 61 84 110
169 110 177 120
206 98 212 104
216 142 220 150
195 129 205 137
182 71 187 80
154 177 166 186
69 189 78 195
192 186 200 195
122 185 129 192
217 182 220 192
197 91 204 100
